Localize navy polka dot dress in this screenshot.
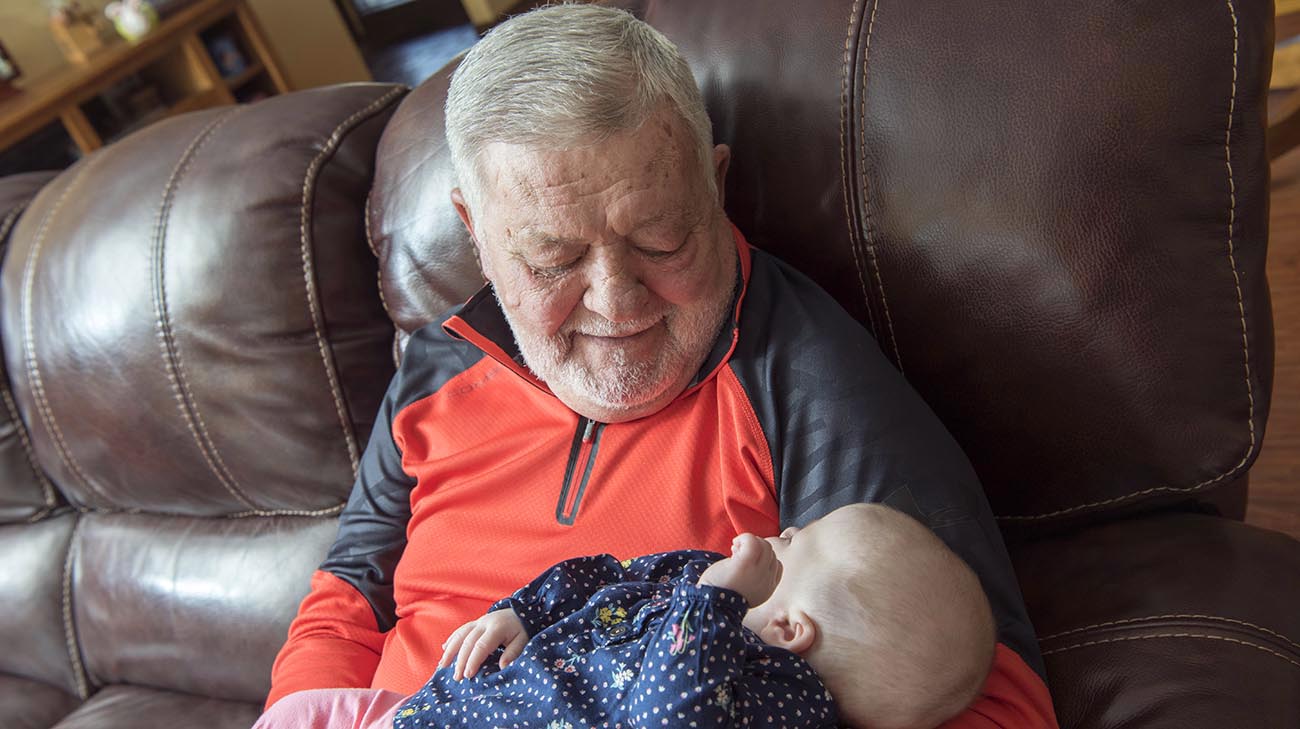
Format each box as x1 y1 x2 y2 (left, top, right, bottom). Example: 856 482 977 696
391 550 839 728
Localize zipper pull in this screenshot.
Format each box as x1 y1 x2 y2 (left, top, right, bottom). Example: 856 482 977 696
581 418 596 443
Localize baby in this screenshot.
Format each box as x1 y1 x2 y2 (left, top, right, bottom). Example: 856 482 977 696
255 503 995 729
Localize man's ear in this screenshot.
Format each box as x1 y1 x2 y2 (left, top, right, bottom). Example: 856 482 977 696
712 143 731 208
755 608 817 656
451 188 491 280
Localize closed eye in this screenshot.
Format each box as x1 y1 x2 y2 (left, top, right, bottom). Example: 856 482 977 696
529 261 577 279
637 244 681 260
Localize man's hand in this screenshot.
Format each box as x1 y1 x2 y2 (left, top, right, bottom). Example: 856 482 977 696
697 533 783 606
437 608 529 680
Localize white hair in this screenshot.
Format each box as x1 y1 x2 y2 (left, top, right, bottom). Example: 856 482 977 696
444 3 716 210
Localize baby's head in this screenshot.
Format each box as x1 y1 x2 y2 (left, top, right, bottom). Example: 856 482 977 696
742 504 996 729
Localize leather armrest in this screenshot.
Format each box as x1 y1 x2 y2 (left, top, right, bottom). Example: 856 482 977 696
1010 512 1300 728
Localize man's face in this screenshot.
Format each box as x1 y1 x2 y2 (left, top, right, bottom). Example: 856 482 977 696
454 110 735 423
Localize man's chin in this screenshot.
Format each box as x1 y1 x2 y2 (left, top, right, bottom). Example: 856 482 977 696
551 372 684 423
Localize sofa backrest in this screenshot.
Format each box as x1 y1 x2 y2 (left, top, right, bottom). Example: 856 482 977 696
0 84 405 704
367 0 1275 534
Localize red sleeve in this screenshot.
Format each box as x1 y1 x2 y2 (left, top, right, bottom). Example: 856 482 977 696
265 570 389 709
939 643 1060 729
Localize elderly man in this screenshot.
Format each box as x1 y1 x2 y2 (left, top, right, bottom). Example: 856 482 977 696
267 5 1057 727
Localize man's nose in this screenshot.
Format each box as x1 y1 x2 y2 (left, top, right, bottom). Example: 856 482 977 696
582 252 648 323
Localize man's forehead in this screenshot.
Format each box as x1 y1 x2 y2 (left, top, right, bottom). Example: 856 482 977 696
483 141 680 198
505 207 690 250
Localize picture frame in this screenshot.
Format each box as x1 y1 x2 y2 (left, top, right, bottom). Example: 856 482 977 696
0 39 21 83
0 39 21 103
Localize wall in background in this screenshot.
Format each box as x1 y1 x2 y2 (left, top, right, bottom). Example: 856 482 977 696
246 0 372 88
0 0 371 90
0 1 111 82
460 0 516 26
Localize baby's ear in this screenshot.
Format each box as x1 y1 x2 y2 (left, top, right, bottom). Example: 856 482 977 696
756 610 817 655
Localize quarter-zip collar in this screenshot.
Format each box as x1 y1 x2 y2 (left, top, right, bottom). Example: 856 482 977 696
442 226 754 408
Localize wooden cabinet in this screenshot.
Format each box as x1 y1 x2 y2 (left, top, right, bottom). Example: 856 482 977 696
0 0 289 155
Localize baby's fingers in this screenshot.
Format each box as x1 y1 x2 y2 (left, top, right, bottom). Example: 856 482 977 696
453 625 486 680
461 627 505 680
439 623 474 670
498 630 528 669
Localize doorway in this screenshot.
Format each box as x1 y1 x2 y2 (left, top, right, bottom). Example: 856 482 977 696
335 0 474 47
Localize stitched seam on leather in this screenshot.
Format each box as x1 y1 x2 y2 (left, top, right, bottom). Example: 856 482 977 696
153 109 260 511
226 502 346 518
846 0 875 337
12 502 346 518
21 165 104 502
1039 614 1299 651
61 515 90 699
998 3 1251 522
839 0 875 336
2 387 58 513
300 87 405 479
0 204 24 248
364 193 397 325
1042 633 1300 669
0 201 59 512
857 0 904 373
1221 0 1257 495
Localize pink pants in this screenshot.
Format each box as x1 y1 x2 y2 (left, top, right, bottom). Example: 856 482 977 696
252 688 408 729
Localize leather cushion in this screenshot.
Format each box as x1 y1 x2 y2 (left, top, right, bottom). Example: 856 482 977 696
0 515 81 697
72 512 338 703
47 684 260 729
0 673 79 729
0 86 405 515
0 171 61 523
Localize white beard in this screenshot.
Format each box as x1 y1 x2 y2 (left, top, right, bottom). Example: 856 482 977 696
501 282 734 415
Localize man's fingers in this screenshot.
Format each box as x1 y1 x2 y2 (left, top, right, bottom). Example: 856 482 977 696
499 631 528 669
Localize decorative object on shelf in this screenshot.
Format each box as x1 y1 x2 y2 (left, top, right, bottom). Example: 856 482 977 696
204 33 246 78
0 41 20 103
48 1 106 64
105 0 160 43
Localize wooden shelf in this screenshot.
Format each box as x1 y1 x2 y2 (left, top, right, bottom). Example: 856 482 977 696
169 86 229 116
0 0 290 155
224 61 265 90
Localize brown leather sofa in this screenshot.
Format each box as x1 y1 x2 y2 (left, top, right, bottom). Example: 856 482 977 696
2 0 1297 727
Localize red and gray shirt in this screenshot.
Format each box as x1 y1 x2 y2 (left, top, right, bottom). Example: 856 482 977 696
269 231 1059 727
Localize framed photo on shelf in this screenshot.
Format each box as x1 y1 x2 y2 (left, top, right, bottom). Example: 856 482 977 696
204 33 247 78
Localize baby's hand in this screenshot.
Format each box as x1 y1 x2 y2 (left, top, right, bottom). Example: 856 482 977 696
697 533 783 607
437 608 529 680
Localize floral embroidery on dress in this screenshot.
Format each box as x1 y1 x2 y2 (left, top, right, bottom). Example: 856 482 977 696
545 721 574 729
554 649 584 674
620 558 633 569
610 661 635 690
596 605 627 626
711 684 733 713
669 609 695 655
